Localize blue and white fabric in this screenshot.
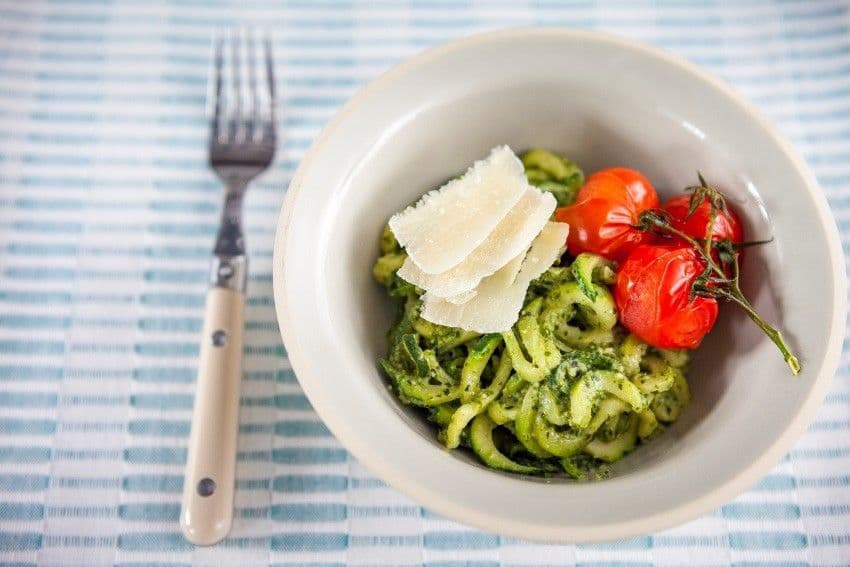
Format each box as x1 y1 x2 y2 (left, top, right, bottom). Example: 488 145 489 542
0 1 849 565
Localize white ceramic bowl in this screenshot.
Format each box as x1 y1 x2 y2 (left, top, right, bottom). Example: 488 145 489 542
273 29 846 542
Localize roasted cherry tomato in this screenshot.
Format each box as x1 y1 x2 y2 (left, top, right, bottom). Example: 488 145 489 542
662 194 744 244
555 168 659 261
662 194 744 272
615 244 719 349
599 167 658 211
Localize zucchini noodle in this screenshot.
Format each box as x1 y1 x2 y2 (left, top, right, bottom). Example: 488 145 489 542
374 150 691 479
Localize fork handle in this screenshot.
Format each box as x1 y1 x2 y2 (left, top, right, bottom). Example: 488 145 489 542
180 286 245 545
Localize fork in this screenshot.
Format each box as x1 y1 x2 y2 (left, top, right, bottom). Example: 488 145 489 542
180 29 276 546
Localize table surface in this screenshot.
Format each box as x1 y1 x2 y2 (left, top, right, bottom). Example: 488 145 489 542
1 1 849 566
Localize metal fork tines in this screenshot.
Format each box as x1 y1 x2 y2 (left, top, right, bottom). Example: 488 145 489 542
208 28 276 290
180 29 276 547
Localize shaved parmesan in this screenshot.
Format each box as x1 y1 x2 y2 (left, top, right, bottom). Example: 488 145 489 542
489 248 527 288
441 249 526 305
421 222 569 333
444 289 477 305
397 187 556 297
388 145 527 275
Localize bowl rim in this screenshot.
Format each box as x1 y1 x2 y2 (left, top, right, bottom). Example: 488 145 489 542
272 27 847 542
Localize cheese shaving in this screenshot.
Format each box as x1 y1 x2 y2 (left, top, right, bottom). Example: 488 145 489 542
421 222 569 332
397 187 556 298
388 145 527 275
441 249 526 305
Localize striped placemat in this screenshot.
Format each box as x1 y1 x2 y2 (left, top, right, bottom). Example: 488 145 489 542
1 1 849 565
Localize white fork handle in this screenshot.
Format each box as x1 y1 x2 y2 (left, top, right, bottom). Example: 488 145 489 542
180 287 245 546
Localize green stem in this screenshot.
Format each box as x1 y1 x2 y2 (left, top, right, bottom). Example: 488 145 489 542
644 216 726 278
712 287 801 375
704 201 716 264
733 238 774 250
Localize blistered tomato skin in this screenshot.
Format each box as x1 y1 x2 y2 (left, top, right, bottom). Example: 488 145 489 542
555 168 659 262
662 194 744 244
597 168 659 211
615 244 719 350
